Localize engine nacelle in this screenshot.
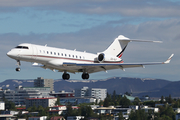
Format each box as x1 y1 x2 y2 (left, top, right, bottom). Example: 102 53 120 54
98 53 105 62
97 53 120 63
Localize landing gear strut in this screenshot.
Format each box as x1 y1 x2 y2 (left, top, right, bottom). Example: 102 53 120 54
62 72 70 80
82 73 89 80
16 60 21 72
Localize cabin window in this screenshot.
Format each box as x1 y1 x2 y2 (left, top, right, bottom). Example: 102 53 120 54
61 53 63 56
80 56 81 59
65 54 67 57
76 56 78 58
58 53 60 56
51 52 52 55
47 51 49 54
72 55 74 58
69 55 71 57
39 50 41 53
54 52 56 55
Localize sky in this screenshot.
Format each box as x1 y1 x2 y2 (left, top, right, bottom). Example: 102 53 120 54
0 0 180 82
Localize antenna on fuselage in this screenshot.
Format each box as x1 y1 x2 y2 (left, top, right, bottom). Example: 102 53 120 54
45 44 47 47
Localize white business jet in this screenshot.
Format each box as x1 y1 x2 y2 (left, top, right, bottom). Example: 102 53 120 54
7 35 174 80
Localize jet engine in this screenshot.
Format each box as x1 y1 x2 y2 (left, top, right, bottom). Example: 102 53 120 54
98 53 105 62
97 53 119 63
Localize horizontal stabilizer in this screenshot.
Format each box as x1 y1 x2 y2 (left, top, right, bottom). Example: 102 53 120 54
164 54 174 64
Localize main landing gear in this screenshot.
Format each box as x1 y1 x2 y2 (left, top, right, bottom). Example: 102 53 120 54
16 60 21 72
62 72 70 80
82 73 89 80
62 72 89 80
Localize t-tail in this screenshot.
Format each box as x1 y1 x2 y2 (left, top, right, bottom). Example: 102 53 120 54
97 35 162 63
103 35 162 58
103 35 130 58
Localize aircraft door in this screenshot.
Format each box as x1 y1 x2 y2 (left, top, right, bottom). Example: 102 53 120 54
31 45 38 59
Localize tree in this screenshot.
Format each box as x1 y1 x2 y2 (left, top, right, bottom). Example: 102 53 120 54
143 101 156 107
103 98 110 107
118 112 123 120
124 92 131 96
120 96 131 108
86 106 94 117
160 96 164 104
133 97 141 105
129 109 148 120
112 90 116 101
161 106 175 120
27 104 37 112
99 100 103 106
168 94 173 104
66 104 73 116
55 97 61 105
5 100 16 110
37 105 46 116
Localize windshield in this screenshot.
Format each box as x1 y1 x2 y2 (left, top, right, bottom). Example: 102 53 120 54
15 46 29 49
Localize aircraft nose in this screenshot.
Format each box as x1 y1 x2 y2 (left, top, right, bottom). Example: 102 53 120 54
7 51 17 58
7 51 11 57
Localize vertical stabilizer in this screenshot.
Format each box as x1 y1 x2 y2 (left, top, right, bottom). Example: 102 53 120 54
103 35 131 58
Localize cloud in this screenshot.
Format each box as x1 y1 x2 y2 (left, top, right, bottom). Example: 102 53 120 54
0 0 180 17
0 0 179 81
2 18 179 63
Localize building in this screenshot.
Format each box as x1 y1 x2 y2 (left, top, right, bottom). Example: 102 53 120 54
0 102 5 110
1 111 19 116
0 114 16 120
3 86 52 105
60 97 96 105
113 107 132 119
67 116 84 120
26 97 57 109
29 116 47 120
176 113 180 120
49 105 67 115
34 77 54 91
75 87 107 100
122 94 136 101
94 106 116 115
49 90 75 98
50 116 65 120
141 106 159 113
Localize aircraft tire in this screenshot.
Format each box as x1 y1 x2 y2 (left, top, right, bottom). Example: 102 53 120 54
16 67 20 72
82 73 89 80
62 73 70 80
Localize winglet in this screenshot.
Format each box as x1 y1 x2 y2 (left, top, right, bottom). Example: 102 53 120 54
164 54 174 64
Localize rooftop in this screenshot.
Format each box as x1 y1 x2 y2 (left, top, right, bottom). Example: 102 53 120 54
26 97 56 100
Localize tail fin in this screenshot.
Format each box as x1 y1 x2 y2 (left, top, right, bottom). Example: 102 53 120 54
103 35 130 58
103 35 162 58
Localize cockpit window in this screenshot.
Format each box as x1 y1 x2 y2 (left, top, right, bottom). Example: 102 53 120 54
15 46 29 49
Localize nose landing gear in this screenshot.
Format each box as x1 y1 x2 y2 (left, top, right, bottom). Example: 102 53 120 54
16 60 21 72
16 67 21 72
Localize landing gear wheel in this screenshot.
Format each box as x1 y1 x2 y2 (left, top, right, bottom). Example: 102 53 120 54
62 73 70 80
16 60 21 72
82 73 89 80
16 67 21 72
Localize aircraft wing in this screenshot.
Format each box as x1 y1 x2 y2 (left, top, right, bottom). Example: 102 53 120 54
63 54 174 73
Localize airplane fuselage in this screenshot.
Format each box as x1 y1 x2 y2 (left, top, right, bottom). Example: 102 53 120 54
7 43 122 78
